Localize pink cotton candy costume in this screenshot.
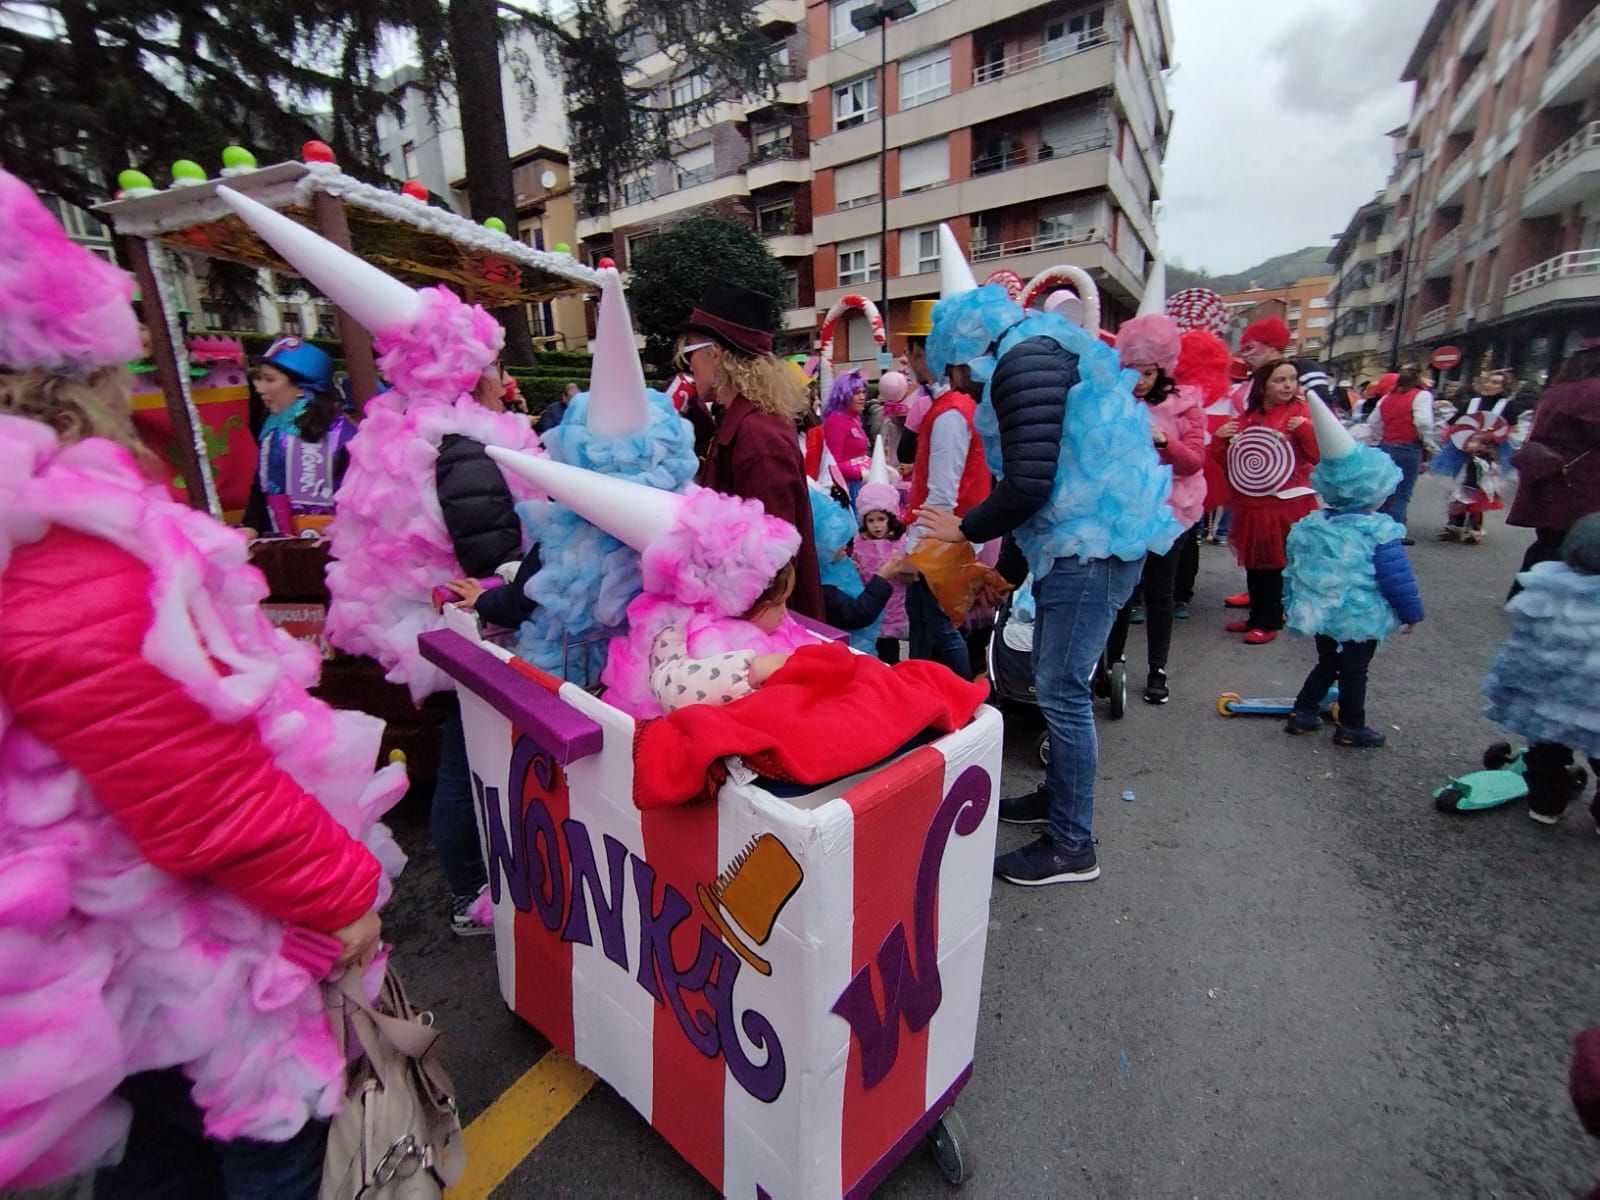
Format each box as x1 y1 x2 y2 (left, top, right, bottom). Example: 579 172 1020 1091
214 187 543 703
0 418 408 1189
485 451 815 720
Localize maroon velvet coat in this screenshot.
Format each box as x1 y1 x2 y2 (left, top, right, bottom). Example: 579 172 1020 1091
697 394 823 619
1508 378 1600 534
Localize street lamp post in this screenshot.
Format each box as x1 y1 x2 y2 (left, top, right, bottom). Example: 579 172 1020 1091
1389 148 1425 370
852 0 917 356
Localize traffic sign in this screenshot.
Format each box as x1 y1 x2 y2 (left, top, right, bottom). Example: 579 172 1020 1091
1431 345 1462 370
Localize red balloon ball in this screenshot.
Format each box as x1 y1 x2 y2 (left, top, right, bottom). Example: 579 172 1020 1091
302 140 336 164
597 257 616 270
401 180 428 201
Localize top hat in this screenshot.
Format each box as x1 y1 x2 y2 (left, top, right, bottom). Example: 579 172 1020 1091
901 299 937 339
697 833 804 976
684 280 778 357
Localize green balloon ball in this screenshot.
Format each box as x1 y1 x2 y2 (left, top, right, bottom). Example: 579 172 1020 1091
221 146 257 170
483 216 507 233
171 159 206 182
118 169 154 191
553 243 571 255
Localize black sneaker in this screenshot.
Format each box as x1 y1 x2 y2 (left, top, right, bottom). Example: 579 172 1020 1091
1284 709 1322 735
1173 602 1191 620
1128 605 1146 625
1142 669 1170 705
995 834 1100 886
1332 725 1386 748
999 787 1051 825
450 890 493 937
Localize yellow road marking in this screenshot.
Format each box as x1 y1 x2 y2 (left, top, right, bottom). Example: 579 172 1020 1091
448 1050 597 1199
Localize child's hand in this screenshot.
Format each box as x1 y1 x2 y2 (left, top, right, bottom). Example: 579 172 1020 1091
877 552 911 581
1215 421 1239 440
1286 416 1307 433
443 578 486 608
751 652 790 686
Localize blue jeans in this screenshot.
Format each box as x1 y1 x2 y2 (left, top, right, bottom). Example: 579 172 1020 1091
907 577 971 678
433 703 487 898
1033 556 1142 850
95 1068 328 1199
1377 442 1423 529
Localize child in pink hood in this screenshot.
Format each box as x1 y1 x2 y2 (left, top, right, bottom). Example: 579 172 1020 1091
1104 312 1205 704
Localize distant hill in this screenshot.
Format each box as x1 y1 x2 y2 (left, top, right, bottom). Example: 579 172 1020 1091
1169 245 1333 295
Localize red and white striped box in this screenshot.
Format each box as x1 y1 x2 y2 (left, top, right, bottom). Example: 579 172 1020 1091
421 624 1002 1198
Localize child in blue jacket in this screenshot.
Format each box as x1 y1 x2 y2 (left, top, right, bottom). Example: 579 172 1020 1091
1283 396 1424 747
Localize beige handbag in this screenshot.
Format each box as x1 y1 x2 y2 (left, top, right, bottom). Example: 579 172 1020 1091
319 966 465 1200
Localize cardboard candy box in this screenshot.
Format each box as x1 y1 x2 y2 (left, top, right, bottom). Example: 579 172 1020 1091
419 616 1003 1198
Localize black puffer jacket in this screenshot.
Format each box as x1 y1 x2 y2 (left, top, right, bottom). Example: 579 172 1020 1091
823 576 891 631
958 336 1078 546
435 434 522 577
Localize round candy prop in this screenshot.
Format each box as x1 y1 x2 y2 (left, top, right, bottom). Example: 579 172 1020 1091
1165 287 1229 337
1446 410 1509 453
1226 427 1295 497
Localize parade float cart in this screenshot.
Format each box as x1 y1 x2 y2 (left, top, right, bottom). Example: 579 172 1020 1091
418 613 1002 1197
94 152 603 779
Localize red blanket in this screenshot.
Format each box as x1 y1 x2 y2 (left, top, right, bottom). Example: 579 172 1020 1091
632 641 989 809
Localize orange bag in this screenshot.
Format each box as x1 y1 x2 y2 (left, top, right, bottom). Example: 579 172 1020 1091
907 539 1012 626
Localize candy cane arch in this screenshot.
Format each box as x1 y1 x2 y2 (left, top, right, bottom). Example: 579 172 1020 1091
983 269 1024 302
817 294 886 396
1020 264 1101 333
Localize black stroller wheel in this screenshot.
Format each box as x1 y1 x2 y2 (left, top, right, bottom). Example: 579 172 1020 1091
1035 729 1050 766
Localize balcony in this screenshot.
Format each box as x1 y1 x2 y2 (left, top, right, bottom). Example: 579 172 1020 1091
1502 249 1600 317
1415 304 1451 335
1543 4 1600 108
747 151 811 192
782 306 816 332
1447 67 1485 134
764 233 814 259
1458 0 1493 55
971 131 1111 177
1425 227 1462 277
1523 121 1600 217
971 226 1098 264
580 170 751 237
745 77 809 117
973 27 1111 85
1436 149 1474 205
753 0 802 30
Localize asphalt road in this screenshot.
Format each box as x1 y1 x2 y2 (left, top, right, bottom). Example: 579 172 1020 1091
382 473 1600 1199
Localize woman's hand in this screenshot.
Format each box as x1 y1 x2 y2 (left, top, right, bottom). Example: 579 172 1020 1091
1215 421 1239 440
331 911 382 969
914 506 965 543
443 578 486 608
1286 416 1307 433
751 652 791 686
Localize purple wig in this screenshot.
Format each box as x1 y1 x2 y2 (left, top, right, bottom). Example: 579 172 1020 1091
823 369 867 418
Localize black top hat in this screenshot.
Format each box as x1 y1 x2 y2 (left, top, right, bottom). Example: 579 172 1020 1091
684 280 777 357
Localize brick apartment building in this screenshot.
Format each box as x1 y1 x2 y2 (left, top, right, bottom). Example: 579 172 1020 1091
1216 277 1335 359
805 0 1171 369
574 0 818 350
1330 0 1600 383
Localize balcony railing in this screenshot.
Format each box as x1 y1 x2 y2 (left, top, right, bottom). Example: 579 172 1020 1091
1528 121 1600 189
971 227 1100 264
1426 226 1462 271
751 140 803 164
1506 248 1600 296
1551 4 1600 69
972 27 1111 86
1415 304 1451 333
971 131 1111 175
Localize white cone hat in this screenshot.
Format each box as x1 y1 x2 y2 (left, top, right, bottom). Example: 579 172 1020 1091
816 442 847 491
585 267 650 438
1307 392 1356 460
487 447 680 551
1135 258 1167 318
865 434 894 487
939 224 978 299
216 186 422 333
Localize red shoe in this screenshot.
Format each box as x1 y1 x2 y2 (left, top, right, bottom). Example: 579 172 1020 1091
1225 619 1251 633
1243 629 1278 645
1224 592 1250 608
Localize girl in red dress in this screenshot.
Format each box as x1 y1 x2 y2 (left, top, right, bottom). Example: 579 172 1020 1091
1210 359 1320 643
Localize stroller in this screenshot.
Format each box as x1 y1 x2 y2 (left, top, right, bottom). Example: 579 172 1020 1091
989 586 1125 767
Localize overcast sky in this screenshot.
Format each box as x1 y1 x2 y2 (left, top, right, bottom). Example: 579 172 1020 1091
1157 0 1434 275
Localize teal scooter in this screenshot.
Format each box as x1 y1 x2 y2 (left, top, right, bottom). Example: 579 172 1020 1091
1433 741 1589 814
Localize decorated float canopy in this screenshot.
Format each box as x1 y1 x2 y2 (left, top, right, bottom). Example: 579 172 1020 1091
95 158 602 308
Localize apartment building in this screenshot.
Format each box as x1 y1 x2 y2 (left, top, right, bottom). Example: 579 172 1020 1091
1217 277 1334 359
1374 0 1600 379
1326 192 1397 382
806 0 1171 367
573 1 818 350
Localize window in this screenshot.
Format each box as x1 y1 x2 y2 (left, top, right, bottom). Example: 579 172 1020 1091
833 75 876 130
837 237 880 286
675 145 714 190
779 268 800 311
1043 6 1106 60
586 243 614 268
401 141 418 179
621 172 655 207
754 124 795 162
899 136 949 192
830 0 869 47
627 232 657 261
899 46 950 109
971 211 998 255
1041 105 1107 157
669 74 710 109
899 226 940 275
834 159 878 210
1038 205 1083 244
759 200 795 237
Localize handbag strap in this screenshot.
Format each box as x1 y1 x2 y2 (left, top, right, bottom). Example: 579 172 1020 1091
329 970 444 1062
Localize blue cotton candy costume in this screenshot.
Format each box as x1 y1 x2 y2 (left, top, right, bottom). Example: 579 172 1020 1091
810 485 882 651
1481 561 1600 758
1283 446 1410 645
514 387 698 681
931 290 1180 580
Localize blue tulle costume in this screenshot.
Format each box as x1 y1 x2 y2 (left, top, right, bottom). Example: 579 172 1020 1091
1283 446 1412 644
513 389 699 681
1481 562 1600 758
931 292 1179 581
810 486 882 651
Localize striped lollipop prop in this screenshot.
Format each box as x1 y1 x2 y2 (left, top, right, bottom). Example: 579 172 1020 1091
1226 427 1296 496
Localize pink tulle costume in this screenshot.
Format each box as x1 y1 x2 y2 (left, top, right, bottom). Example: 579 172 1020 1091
0 418 407 1188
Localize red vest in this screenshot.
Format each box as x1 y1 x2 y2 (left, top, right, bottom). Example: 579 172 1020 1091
1377 389 1422 444
907 392 992 517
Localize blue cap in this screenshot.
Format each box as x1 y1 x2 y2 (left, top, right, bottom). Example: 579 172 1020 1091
262 336 334 394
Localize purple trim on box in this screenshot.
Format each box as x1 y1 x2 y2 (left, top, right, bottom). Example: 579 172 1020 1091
842 1064 972 1200
793 613 849 643
418 629 604 765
